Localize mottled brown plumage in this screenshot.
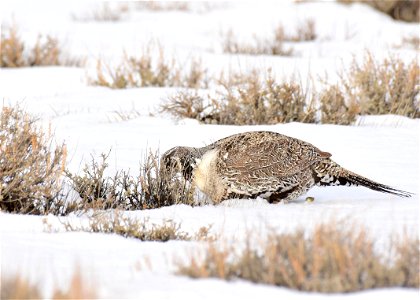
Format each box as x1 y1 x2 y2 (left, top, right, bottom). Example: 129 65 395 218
161 131 412 203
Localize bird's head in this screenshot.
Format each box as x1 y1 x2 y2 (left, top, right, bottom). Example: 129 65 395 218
160 146 199 181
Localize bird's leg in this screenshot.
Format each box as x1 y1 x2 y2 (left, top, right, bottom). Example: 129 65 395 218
280 184 312 204
268 186 297 204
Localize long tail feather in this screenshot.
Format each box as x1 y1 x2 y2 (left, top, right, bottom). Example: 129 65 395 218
346 173 413 198
314 159 413 198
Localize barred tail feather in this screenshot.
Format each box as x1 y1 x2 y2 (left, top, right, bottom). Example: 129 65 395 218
346 173 413 198
314 159 413 198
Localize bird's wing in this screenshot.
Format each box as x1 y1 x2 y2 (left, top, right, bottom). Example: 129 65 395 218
216 133 329 192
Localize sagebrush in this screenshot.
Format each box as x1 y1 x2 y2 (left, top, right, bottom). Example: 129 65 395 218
65 151 196 211
162 71 316 125
1 25 83 67
0 106 67 215
340 53 419 118
0 106 197 215
1 270 96 299
162 54 419 125
178 223 419 292
222 19 316 56
58 212 212 242
90 46 208 89
71 2 128 22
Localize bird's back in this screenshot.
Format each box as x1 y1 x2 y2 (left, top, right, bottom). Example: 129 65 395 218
199 131 330 197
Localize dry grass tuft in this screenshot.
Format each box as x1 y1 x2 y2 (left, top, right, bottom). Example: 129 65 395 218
1 275 41 299
162 71 316 125
135 1 191 12
222 27 294 56
65 150 196 211
163 53 419 125
161 90 217 123
1 25 25 67
71 2 129 22
222 19 316 56
177 223 419 292
318 84 360 125
402 35 420 50
1 270 96 299
1 25 84 67
293 19 317 42
0 106 67 215
90 47 208 89
59 212 212 242
340 53 419 118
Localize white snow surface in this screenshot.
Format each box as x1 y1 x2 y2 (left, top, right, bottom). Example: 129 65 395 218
0 1 419 299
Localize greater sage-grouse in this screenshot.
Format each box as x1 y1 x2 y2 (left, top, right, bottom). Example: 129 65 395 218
161 131 412 203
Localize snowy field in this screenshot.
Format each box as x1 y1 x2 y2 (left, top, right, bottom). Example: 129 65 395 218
1 1 419 299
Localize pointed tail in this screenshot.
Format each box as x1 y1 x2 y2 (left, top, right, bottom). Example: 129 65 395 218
345 172 413 198
314 159 413 198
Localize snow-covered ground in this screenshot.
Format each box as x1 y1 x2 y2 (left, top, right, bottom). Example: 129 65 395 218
1 1 419 299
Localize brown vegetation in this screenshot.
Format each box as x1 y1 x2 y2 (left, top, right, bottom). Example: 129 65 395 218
1 25 83 68
402 35 420 50
135 1 191 12
222 19 316 56
65 150 196 211
0 106 67 215
318 84 359 125
59 213 212 242
339 53 419 118
90 47 208 89
162 54 419 125
1 271 96 299
222 27 293 56
71 2 128 22
0 105 197 215
178 223 419 292
162 71 317 125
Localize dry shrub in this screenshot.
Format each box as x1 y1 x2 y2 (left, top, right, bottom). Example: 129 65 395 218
341 53 419 118
222 19 316 56
294 19 317 42
216 73 316 124
222 28 293 56
66 150 196 211
319 84 360 125
1 270 96 299
0 106 67 215
392 234 420 287
177 223 419 292
107 108 142 123
338 0 419 22
59 213 212 242
402 35 420 50
1 275 41 299
161 90 218 123
90 47 208 89
1 25 25 67
71 2 128 22
135 1 191 12
1 25 84 68
162 71 316 125
163 53 419 125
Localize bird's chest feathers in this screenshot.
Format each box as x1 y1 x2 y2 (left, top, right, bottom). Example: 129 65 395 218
192 149 225 201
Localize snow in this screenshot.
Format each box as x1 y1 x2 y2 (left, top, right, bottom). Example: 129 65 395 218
1 1 419 299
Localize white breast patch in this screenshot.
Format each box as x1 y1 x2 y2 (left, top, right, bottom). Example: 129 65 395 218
193 149 219 192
